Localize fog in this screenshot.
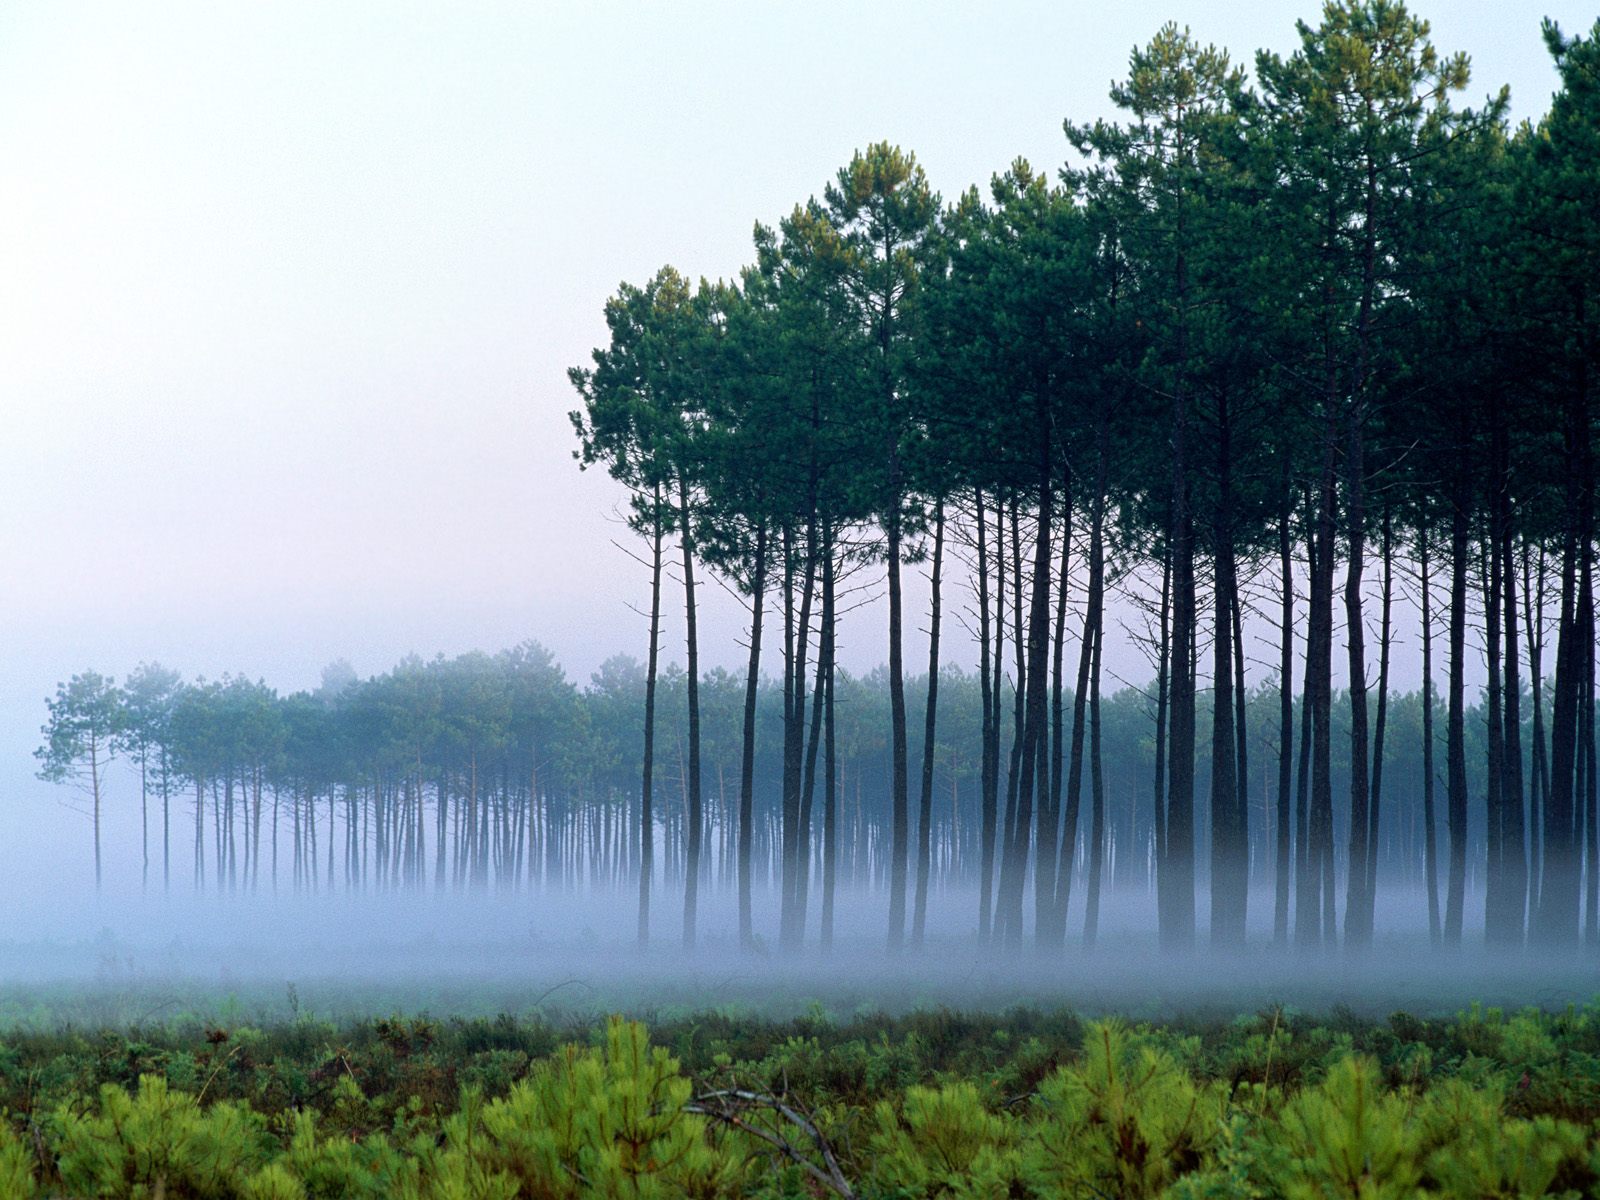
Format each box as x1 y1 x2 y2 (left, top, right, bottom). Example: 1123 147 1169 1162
3 883 1593 1028
3 3 1597 1023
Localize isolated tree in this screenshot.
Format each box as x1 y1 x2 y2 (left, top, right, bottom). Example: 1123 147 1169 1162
37 671 124 892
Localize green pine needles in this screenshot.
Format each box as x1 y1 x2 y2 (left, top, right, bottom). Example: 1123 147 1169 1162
0 1009 1597 1196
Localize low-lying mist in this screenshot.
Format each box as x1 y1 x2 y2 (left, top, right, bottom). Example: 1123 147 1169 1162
2 883 1591 1028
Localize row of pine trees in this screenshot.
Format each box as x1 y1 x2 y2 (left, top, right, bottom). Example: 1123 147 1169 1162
566 4 1600 953
36 648 1519 932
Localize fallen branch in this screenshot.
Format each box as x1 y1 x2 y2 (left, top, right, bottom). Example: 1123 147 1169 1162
688 1088 854 1199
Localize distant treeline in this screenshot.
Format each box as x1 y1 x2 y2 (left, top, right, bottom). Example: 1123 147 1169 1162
33 647 1528 920
564 5 1600 953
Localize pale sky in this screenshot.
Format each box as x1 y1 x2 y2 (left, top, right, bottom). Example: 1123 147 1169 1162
0 1 1587 892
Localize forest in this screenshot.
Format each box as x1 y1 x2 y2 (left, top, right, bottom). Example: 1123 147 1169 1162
37 5 1600 963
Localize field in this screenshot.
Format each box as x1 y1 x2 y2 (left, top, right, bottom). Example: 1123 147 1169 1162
1 978 1599 1196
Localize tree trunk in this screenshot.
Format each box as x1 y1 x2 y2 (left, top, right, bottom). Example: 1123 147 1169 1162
1209 393 1242 948
885 471 910 952
1500 507 1527 945
1445 492 1470 948
820 539 838 953
1342 405 1371 950
1275 494 1294 947
912 502 945 946
678 475 703 950
1421 522 1442 945
639 490 664 949
975 487 1000 945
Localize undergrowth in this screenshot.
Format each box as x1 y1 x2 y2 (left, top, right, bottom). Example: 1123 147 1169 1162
0 1002 1596 1196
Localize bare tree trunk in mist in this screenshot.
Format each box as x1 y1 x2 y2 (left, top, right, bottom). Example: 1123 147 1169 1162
820 541 838 953
1033 492 1068 948
913 501 945 947
1306 420 1338 950
1421 523 1441 945
885 458 910 954
1232 581 1249 932
1084 588 1107 948
1537 371 1595 949
1209 395 1243 947
162 747 171 894
1152 540 1171 936
976 488 1000 945
1043 480 1071 945
1525 542 1547 909
1293 497 1315 947
139 751 148 892
639 491 664 949
1067 449 1107 947
1342 401 1371 951
1484 539 1507 946
195 777 205 891
1445 493 1469 948
678 474 703 951
999 497 1025 944
781 514 819 952
1582 543 1597 947
1164 495 1197 953
1363 507 1392 940
1058 520 1093 947
1500 505 1526 945
1000 454 1052 947
1537 512 1580 946
797 527 832 939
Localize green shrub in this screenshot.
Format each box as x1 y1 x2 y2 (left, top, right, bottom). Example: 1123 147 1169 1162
868 1081 1021 1199
439 1016 737 1200
1265 1055 1420 1199
1023 1021 1222 1199
54 1073 274 1198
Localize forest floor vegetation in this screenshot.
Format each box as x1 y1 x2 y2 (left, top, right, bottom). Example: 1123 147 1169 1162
0 1001 1597 1195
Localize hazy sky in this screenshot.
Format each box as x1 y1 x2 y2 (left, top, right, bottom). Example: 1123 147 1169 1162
0 2 1589 889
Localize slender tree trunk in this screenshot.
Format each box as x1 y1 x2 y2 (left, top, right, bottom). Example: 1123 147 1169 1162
1084 588 1107 948
781 514 819 951
1209 395 1242 947
1152 540 1171 928
1342 406 1371 950
140 750 149 893
1306 412 1339 950
1421 523 1442 945
90 737 103 893
1001 434 1053 946
1501 508 1527 945
1045 479 1072 943
975 488 999 945
885 460 910 951
796 526 831 939
1484 538 1508 945
913 502 945 946
820 539 838 953
161 749 171 895
1525 541 1548 909
999 497 1025 942
1364 507 1393 937
1582 539 1597 945
1445 491 1470 947
1275 495 1294 946
678 475 703 950
1232 580 1250 936
638 490 664 949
